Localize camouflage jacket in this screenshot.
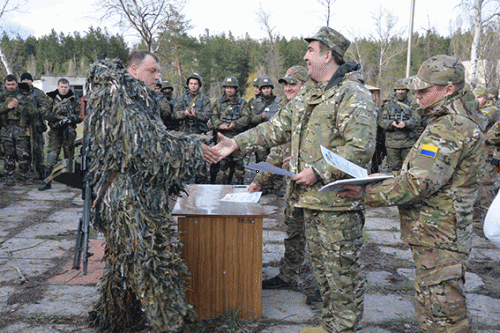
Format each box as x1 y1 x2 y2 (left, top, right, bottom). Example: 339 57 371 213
235 63 377 211
29 86 51 133
379 98 421 148
211 95 250 138
0 88 37 135
45 89 82 129
173 90 211 134
483 100 500 148
364 92 485 253
249 93 282 126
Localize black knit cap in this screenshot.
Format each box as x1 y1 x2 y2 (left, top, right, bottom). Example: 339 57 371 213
20 72 33 81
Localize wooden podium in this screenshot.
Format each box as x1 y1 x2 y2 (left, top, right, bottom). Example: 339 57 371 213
172 185 266 319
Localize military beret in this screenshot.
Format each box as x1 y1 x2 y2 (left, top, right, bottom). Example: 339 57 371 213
408 55 465 91
305 26 351 57
278 66 309 84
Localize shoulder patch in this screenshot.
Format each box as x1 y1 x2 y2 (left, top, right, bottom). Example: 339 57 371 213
419 144 438 158
482 109 490 114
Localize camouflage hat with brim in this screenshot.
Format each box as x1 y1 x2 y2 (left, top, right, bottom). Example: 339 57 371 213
278 66 309 84
487 86 499 96
473 86 487 97
408 55 465 91
304 26 351 57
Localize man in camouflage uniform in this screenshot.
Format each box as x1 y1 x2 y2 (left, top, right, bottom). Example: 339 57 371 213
248 66 317 298
474 86 500 226
160 81 180 131
20 72 51 180
249 78 282 164
0 75 37 183
378 79 421 171
215 27 377 333
487 86 499 106
341 55 484 333
38 78 82 191
173 73 211 183
211 76 251 185
247 77 262 123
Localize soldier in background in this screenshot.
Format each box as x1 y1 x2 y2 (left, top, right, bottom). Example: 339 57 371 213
247 77 262 126
0 75 36 184
211 76 250 184
159 81 180 131
487 86 499 106
20 72 51 180
378 80 421 171
173 73 211 183
38 78 82 191
340 55 484 333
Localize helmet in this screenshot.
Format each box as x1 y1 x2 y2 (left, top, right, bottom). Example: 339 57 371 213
252 77 261 87
161 80 174 91
394 78 409 90
223 76 239 89
259 78 274 89
186 73 203 87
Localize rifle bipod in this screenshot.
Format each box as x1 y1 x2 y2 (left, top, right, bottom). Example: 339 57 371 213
72 182 93 275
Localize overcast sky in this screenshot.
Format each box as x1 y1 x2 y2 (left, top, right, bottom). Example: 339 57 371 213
2 0 467 46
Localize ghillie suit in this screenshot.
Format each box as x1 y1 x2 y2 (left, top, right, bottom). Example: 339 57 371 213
86 59 205 332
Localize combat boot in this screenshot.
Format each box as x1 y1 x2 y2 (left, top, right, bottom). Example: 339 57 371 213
38 181 52 191
306 289 323 305
262 275 293 289
300 327 328 333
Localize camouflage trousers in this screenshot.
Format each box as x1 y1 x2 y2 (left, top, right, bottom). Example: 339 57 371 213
277 203 306 284
304 209 365 333
46 127 77 170
31 130 46 176
386 147 412 171
220 150 245 184
411 245 472 333
0 125 31 176
474 155 499 226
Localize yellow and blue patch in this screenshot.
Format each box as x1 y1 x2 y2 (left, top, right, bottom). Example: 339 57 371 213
419 144 438 158
482 109 490 114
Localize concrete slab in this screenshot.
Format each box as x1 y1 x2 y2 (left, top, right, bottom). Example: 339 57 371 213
18 285 99 317
263 267 280 280
366 271 393 288
365 217 399 231
363 293 415 323
14 222 76 238
379 246 414 261
467 293 500 326
261 325 309 333
25 187 78 201
397 268 485 292
0 324 96 333
263 243 285 265
0 259 54 283
263 230 287 244
262 289 314 322
365 206 399 219
469 247 500 262
365 230 406 246
0 238 72 259
0 286 17 311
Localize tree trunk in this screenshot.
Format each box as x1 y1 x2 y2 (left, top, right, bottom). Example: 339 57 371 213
469 0 483 87
0 45 12 74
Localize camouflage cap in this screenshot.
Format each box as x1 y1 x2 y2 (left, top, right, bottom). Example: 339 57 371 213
408 55 465 91
278 66 309 84
259 78 274 89
473 86 487 97
304 26 351 57
487 86 498 97
394 78 409 90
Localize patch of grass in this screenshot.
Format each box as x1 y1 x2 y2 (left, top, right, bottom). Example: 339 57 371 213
30 313 45 322
222 308 241 332
385 281 416 293
380 313 417 327
35 235 63 241
49 316 68 324
389 226 400 232
3 193 16 202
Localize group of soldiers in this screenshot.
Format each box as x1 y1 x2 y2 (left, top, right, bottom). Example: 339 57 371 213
0 73 82 188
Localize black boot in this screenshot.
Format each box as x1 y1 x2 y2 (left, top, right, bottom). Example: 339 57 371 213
306 289 323 305
38 181 52 191
262 275 293 289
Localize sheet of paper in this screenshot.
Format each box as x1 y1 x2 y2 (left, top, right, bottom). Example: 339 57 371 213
246 162 295 177
220 192 262 203
484 189 500 248
318 175 394 192
320 145 368 178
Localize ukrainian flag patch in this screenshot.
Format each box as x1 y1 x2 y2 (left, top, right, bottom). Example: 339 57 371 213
482 109 490 114
420 144 438 158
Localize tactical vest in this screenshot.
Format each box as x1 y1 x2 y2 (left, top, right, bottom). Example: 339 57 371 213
49 96 76 129
253 95 281 121
3 90 34 128
387 100 411 124
220 97 245 123
180 93 209 133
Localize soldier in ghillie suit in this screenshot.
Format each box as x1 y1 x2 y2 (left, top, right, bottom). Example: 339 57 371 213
38 78 82 191
215 27 377 333
211 76 251 184
86 51 217 332
0 75 37 183
20 72 51 180
340 55 485 333
378 79 421 171
173 73 211 184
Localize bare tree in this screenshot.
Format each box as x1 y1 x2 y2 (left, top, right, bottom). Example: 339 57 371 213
98 0 187 52
369 6 406 91
316 0 336 27
0 0 24 73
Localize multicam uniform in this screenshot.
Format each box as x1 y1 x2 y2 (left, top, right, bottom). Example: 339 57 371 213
45 89 82 172
378 97 421 171
28 85 51 178
211 93 250 184
364 85 484 331
0 87 37 177
235 63 377 332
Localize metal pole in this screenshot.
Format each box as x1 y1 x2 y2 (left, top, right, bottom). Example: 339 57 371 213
406 0 416 78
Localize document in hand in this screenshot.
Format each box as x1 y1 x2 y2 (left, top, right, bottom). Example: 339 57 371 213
318 145 393 192
484 189 500 249
245 162 295 177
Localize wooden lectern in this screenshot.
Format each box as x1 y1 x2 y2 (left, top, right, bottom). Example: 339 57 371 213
172 185 266 319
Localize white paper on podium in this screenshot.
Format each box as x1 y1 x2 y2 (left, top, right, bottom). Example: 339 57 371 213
220 192 262 203
245 162 295 177
484 189 500 249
